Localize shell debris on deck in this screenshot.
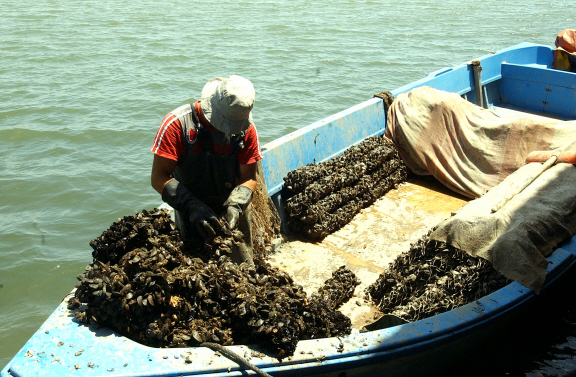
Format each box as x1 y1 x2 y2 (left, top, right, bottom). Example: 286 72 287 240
269 175 469 328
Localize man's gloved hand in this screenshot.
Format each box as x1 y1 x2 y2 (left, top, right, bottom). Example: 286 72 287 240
162 179 221 239
223 185 253 230
187 202 221 240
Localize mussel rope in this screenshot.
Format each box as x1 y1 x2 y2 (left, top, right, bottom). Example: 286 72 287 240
200 342 273 377
373 91 394 112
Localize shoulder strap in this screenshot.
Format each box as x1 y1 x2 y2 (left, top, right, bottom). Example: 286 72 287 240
190 106 214 154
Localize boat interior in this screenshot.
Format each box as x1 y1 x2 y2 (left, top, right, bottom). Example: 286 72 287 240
265 43 576 329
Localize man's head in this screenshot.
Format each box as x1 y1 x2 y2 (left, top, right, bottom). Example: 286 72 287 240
200 75 255 135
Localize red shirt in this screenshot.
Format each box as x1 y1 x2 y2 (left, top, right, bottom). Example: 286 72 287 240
151 101 263 165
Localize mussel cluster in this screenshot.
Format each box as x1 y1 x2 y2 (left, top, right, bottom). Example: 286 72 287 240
283 136 408 240
89 209 176 265
89 209 243 263
365 230 511 322
312 266 361 309
72 209 358 359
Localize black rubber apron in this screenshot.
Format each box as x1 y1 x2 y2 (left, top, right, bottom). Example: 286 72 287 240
172 112 252 253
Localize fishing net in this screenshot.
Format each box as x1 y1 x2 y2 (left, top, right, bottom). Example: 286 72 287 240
250 161 281 262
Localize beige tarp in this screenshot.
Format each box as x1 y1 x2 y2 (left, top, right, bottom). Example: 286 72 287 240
385 86 576 198
385 86 576 293
430 163 576 293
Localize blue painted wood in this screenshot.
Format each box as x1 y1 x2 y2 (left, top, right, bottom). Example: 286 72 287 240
391 63 475 97
483 80 501 108
391 42 555 100
502 63 576 89
261 97 386 196
545 85 576 117
500 63 576 117
500 78 548 113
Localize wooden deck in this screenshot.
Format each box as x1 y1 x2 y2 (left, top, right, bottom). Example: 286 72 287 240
269 176 469 328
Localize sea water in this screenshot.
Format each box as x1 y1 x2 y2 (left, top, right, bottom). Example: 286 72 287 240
1 0 574 373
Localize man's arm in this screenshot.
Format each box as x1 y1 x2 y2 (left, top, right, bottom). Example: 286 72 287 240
151 154 178 195
238 162 257 192
152 153 221 238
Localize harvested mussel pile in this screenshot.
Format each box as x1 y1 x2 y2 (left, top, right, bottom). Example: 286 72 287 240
312 266 361 309
71 208 358 359
365 230 511 322
283 136 408 240
89 209 243 263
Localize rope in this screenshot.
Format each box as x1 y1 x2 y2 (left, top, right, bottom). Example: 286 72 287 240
200 342 273 377
374 91 394 113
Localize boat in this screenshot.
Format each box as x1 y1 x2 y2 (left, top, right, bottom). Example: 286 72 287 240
3 42 576 377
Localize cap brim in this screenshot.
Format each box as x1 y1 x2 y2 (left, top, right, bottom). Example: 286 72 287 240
200 77 222 124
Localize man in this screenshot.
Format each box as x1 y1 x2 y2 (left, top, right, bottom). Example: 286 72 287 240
150 75 263 266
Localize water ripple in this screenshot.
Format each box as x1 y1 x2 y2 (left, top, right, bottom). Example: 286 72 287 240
1 0 575 371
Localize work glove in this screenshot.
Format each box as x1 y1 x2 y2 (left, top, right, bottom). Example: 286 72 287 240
223 185 253 230
162 179 221 240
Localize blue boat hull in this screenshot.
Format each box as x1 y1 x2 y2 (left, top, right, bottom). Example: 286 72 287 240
4 42 576 377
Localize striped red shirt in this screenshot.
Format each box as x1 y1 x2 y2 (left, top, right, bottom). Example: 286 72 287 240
151 101 263 165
